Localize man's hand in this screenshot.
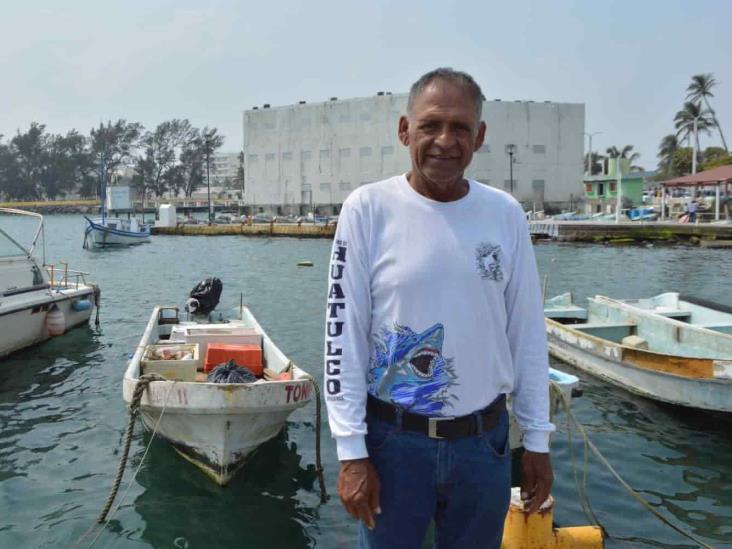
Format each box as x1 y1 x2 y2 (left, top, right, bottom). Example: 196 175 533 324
520 450 553 514
337 458 381 529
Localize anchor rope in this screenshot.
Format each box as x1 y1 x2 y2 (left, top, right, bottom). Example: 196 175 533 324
304 374 329 504
72 373 170 549
550 382 714 549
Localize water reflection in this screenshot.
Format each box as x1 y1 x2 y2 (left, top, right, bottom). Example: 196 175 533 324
132 428 321 548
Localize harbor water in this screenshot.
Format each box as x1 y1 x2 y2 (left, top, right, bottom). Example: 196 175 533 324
1 214 731 548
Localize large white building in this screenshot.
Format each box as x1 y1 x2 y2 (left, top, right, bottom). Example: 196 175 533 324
242 92 584 214
209 151 242 186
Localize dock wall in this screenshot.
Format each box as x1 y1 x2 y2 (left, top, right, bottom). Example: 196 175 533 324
152 223 336 238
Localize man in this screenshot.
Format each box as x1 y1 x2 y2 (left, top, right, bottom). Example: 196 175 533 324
324 68 554 548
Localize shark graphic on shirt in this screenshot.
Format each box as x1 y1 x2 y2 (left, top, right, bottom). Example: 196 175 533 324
368 323 457 415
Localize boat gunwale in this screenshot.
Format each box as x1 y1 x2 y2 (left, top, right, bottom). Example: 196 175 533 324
123 305 315 404
545 317 726 382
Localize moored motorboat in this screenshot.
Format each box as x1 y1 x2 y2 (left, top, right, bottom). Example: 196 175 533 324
122 305 314 485
0 208 99 358
545 293 732 413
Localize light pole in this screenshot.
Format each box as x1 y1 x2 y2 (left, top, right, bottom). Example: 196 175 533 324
205 137 212 224
584 131 602 175
506 144 516 194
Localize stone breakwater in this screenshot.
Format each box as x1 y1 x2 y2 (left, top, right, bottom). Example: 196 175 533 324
152 223 337 238
0 200 99 214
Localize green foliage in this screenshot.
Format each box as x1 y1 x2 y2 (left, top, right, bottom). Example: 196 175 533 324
670 148 692 176
605 145 640 163
701 148 732 170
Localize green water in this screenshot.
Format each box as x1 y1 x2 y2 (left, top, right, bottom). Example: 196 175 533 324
0 215 730 548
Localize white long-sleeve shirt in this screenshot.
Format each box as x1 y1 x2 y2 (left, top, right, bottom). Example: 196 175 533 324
324 175 554 461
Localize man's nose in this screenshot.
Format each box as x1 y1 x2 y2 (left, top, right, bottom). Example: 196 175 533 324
434 126 457 148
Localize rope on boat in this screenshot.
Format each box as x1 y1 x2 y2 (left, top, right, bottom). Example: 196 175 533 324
550 382 714 549
72 373 169 549
92 284 101 327
305 374 329 504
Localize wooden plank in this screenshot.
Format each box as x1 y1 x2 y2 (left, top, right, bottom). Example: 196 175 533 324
622 348 714 379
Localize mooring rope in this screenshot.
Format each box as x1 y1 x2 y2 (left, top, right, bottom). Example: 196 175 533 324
550 382 714 549
72 373 169 549
305 375 329 504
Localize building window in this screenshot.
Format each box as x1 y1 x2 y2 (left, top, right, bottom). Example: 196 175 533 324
301 150 312 160
265 153 275 161
282 151 292 161
585 183 593 193
478 144 491 153
381 146 394 156
320 182 331 192
610 182 617 192
360 181 372 187
320 149 330 160
360 112 371 122
504 180 518 192
339 181 351 191
359 147 372 157
339 148 351 158
533 145 546 154
598 183 605 196
248 154 258 163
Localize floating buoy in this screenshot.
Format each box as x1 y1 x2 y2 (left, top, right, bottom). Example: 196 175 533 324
297 260 314 267
46 305 66 336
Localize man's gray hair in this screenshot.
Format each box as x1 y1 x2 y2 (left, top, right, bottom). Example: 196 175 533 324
407 67 486 119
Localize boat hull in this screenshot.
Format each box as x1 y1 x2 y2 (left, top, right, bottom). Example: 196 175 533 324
546 319 732 413
0 289 95 358
84 218 150 247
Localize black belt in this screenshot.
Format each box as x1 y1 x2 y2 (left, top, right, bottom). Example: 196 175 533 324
366 394 506 440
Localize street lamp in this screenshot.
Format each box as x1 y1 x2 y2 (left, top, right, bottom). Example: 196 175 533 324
584 131 602 175
205 137 212 224
506 144 516 194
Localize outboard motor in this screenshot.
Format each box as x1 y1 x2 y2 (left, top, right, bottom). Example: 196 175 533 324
186 277 223 315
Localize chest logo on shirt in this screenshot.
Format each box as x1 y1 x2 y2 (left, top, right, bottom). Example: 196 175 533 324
368 323 457 415
475 242 503 282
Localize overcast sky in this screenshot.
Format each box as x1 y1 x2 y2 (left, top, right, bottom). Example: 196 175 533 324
2 0 730 170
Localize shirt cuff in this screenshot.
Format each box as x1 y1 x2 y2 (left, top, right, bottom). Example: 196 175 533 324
522 429 551 453
335 434 368 461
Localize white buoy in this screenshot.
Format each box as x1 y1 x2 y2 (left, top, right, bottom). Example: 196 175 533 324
46 305 66 336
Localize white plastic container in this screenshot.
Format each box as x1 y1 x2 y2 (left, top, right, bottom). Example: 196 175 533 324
142 343 200 381
169 325 261 358
156 204 177 228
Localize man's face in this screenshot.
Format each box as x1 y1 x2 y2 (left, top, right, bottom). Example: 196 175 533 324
399 80 486 190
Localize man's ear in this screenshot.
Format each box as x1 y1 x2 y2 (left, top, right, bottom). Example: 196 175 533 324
398 116 409 146
474 121 487 152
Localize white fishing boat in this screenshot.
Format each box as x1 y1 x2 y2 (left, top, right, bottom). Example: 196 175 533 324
545 293 732 413
0 208 99 358
122 305 314 485
83 215 150 248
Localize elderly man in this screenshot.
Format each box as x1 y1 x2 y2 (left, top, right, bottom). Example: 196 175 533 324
324 67 554 548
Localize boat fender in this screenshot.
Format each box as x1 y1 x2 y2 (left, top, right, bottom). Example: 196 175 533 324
72 298 92 312
46 305 66 336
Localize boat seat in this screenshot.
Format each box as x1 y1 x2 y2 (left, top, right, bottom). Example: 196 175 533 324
655 310 692 321
573 321 636 343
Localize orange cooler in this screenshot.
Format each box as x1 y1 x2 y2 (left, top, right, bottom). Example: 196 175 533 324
204 343 263 374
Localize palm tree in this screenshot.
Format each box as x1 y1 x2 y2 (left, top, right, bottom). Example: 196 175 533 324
674 102 713 170
686 73 727 152
657 134 678 174
605 145 641 174
583 151 605 175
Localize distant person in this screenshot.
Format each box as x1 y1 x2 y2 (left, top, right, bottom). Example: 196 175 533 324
688 199 698 223
324 67 554 548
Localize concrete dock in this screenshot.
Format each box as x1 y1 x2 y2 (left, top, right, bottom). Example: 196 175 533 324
529 220 732 245
152 222 336 238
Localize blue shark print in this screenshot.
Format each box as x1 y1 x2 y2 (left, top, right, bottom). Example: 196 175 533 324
368 323 457 415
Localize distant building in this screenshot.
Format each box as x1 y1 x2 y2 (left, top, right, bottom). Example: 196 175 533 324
209 151 243 187
583 159 650 214
242 92 585 214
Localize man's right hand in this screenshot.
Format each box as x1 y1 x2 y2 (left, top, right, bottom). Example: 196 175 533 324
337 458 381 530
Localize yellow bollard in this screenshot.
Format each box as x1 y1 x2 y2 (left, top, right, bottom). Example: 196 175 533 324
501 488 603 549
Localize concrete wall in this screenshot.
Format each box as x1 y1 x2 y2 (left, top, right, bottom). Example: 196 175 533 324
243 93 584 213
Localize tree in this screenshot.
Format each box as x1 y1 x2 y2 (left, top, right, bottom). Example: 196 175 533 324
0 136 24 200
674 102 713 158
657 134 679 175
701 147 732 170
686 73 727 152
236 151 245 195
670 148 693 177
583 151 605 175
605 145 642 172
89 120 143 185
134 119 195 198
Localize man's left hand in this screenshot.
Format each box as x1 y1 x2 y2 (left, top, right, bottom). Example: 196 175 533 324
520 450 553 514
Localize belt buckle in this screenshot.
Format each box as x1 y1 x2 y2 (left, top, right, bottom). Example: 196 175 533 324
427 416 454 439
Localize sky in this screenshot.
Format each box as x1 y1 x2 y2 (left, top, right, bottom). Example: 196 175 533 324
2 0 731 171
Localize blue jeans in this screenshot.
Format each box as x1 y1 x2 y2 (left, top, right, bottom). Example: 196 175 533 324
358 408 511 549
